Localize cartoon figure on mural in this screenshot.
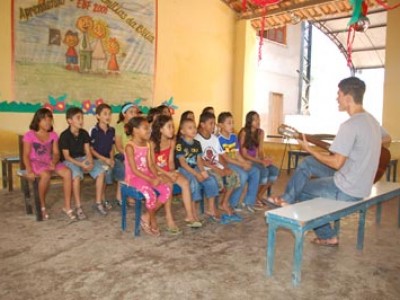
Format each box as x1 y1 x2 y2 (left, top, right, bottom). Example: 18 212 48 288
63 30 80 71
107 37 121 74
90 19 109 73
76 15 94 72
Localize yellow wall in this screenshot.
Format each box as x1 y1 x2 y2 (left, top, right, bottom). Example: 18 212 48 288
233 20 257 129
0 1 12 101
382 3 400 165
0 0 236 154
383 2 400 140
155 0 235 116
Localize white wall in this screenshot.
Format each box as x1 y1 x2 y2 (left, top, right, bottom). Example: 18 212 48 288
253 23 302 134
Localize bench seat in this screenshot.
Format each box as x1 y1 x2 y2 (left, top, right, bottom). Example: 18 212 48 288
264 181 400 286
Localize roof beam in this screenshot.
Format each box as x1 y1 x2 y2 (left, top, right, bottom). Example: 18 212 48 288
329 23 387 34
352 46 385 52
356 65 385 70
317 8 387 22
241 0 339 20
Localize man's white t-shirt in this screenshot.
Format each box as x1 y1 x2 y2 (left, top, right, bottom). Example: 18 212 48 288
330 112 383 197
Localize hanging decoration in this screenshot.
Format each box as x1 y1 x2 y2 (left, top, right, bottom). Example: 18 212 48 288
347 0 369 68
258 12 266 61
347 0 400 69
242 0 282 62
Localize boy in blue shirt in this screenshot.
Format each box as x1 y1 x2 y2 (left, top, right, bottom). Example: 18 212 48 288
217 112 260 213
90 103 116 209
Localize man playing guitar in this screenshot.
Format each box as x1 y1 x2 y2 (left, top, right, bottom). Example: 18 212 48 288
267 77 391 247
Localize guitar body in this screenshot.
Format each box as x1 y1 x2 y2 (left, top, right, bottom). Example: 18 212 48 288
375 146 391 183
278 124 390 183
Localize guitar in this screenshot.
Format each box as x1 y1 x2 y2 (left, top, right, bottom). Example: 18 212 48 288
277 124 391 183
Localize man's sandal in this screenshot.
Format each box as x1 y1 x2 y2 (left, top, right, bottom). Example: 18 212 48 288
266 196 288 207
62 208 77 221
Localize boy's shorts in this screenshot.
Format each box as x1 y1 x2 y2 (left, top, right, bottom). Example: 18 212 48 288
208 169 241 191
64 156 105 180
97 160 114 185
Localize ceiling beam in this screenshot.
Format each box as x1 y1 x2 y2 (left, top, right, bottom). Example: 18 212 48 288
352 46 386 52
241 0 339 20
329 23 387 34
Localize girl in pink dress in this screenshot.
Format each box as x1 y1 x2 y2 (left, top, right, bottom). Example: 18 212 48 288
23 108 74 220
124 116 171 236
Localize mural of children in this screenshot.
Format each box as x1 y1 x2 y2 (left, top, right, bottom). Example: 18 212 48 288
90 19 108 73
107 37 120 75
76 15 94 72
63 30 79 71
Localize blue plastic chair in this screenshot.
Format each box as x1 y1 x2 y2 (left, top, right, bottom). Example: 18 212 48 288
120 182 145 237
120 182 205 237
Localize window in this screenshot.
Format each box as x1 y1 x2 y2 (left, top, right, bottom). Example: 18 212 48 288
261 26 287 45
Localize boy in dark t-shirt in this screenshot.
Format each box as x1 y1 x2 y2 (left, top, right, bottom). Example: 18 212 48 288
175 119 219 221
89 103 116 209
59 107 106 219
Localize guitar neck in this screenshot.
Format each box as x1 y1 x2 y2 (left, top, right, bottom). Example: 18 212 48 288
303 134 331 151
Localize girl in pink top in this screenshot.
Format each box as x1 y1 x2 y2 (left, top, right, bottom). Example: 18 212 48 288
150 115 202 233
124 116 171 236
23 108 73 220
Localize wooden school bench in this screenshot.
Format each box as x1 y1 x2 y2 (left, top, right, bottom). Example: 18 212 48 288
1 156 21 192
264 181 400 286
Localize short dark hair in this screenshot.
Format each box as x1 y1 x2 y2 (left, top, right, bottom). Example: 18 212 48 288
217 112 232 124
29 108 54 132
201 106 214 114
66 107 83 120
338 77 366 104
147 106 162 123
125 116 147 136
96 103 111 115
199 112 215 124
180 110 194 122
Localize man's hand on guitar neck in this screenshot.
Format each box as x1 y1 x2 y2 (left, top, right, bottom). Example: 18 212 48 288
296 133 313 153
297 133 346 171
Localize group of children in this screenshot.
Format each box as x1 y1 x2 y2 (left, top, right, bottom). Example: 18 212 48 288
22 103 279 236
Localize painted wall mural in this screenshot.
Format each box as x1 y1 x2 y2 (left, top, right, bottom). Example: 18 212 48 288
3 0 157 113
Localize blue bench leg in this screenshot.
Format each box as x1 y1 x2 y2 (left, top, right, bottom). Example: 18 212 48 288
266 223 277 277
121 191 127 231
376 203 382 225
134 198 142 237
292 231 304 286
357 209 367 250
334 219 341 236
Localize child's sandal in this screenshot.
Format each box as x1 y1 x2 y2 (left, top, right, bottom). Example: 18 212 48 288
151 227 161 237
76 207 87 220
62 208 77 221
41 207 49 220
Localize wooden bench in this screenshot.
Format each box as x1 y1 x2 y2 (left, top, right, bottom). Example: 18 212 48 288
386 158 398 182
1 156 20 192
286 150 309 174
264 181 400 286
